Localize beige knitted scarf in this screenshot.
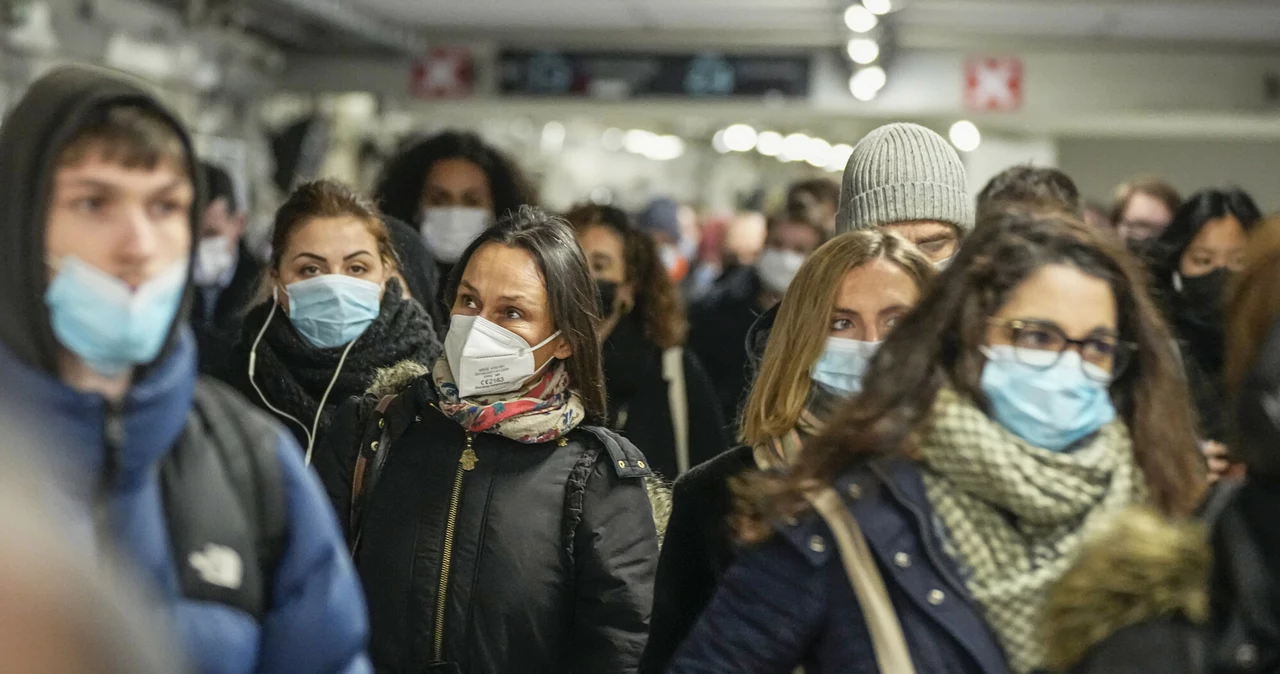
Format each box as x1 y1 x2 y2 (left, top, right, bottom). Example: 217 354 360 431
918 387 1146 674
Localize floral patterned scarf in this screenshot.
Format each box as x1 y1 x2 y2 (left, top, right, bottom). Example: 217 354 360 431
431 357 585 444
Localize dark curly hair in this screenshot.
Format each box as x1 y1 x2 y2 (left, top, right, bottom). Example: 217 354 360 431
373 130 536 227
737 210 1206 543
565 204 688 350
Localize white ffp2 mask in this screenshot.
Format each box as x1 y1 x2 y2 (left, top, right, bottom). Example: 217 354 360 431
444 314 562 397
421 207 492 264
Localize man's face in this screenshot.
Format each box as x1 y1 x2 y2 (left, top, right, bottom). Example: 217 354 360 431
199 197 245 244
46 156 193 289
880 220 960 264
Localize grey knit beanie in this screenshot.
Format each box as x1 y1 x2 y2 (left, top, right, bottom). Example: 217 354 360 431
836 122 974 236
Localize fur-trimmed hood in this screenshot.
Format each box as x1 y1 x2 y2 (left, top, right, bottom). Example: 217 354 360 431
1042 507 1211 672
366 359 672 542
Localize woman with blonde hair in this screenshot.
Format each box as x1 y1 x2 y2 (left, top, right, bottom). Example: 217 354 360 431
640 230 935 673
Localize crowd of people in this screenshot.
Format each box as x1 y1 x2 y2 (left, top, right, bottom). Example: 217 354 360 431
0 63 1277 674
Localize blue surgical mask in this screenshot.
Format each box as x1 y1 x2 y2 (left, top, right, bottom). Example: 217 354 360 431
979 344 1116 452
284 274 382 349
45 256 188 376
812 337 881 397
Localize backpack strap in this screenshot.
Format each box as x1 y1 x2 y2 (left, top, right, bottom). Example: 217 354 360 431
661 346 690 475
161 378 288 619
350 394 400 554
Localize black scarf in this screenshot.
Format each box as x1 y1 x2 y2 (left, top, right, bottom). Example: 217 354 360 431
600 312 659 426
237 279 440 441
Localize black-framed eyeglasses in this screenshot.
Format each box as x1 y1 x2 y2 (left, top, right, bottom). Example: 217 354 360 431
985 318 1137 382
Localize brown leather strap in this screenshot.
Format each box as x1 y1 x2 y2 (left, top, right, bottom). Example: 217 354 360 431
349 394 398 550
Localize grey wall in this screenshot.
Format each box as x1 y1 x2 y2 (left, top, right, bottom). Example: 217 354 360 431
1058 138 1280 212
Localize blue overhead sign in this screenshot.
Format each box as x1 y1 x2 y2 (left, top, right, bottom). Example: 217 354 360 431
498 50 811 99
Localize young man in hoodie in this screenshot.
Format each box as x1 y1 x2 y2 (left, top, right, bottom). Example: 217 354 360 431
0 66 370 673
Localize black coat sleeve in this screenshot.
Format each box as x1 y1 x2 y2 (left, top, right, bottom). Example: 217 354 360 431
683 350 732 469
639 472 720 674
570 457 660 674
310 394 369 542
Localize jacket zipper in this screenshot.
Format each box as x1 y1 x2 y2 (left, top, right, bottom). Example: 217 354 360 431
432 430 478 662
93 400 126 547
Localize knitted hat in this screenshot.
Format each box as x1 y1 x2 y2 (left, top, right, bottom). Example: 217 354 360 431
836 122 974 236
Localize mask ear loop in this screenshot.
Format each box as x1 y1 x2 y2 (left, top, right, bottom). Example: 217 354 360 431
249 286 316 453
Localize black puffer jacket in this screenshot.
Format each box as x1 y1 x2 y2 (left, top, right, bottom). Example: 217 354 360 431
313 362 661 674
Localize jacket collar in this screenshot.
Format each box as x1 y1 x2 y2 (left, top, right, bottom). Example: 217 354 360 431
0 329 196 489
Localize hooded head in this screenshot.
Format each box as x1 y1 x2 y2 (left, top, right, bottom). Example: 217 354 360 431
836 122 972 265
0 66 201 381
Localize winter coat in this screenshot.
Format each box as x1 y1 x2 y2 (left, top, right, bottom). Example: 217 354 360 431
0 333 370 674
224 279 439 452
0 65 369 674
192 242 262 377
688 264 771 425
602 312 731 479
669 456 1010 674
312 362 664 674
640 444 756 673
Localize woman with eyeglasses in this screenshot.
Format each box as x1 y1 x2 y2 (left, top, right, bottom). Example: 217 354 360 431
669 211 1206 674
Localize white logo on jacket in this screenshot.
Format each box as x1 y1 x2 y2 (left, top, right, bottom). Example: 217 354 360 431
189 543 243 590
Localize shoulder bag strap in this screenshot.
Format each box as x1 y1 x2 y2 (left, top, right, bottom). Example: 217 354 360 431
805 487 918 674
662 346 690 475
349 394 398 553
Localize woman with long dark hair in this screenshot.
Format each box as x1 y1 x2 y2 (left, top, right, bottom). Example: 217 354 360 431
670 211 1206 674
568 203 730 479
313 206 659 673
1150 188 1261 456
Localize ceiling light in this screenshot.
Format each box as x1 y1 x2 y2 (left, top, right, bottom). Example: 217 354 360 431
863 0 893 15
624 129 656 154
849 65 887 101
601 128 624 151
540 121 566 154
827 143 855 172
847 38 881 65
722 124 759 152
645 135 686 161
756 131 784 156
712 130 731 154
805 138 833 168
780 133 811 162
949 120 982 152
844 5 878 33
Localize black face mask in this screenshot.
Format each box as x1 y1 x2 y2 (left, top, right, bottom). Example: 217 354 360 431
1177 266 1230 305
595 280 619 319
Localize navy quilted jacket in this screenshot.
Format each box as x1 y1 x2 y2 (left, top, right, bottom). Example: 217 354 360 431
670 458 1012 674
